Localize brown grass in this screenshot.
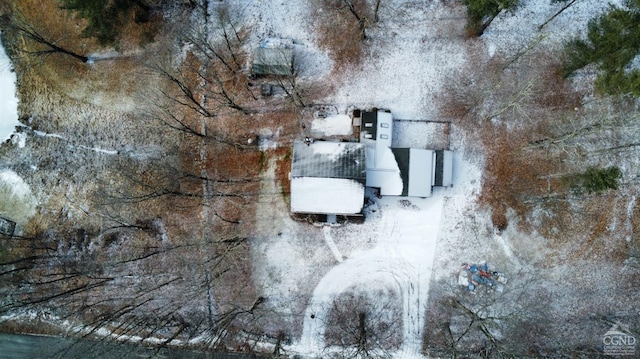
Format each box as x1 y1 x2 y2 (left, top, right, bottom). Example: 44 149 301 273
442 46 596 233
4 0 165 111
311 0 369 72
478 126 553 230
273 147 292 196
531 61 582 112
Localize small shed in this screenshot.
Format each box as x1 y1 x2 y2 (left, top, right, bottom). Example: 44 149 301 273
0 217 16 237
252 38 294 76
290 140 366 215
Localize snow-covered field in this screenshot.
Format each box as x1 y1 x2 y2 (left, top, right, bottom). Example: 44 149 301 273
0 35 19 142
0 37 34 227
245 1 625 357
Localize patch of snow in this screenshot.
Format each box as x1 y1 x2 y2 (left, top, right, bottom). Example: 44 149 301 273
324 3 467 120
33 130 65 140
375 143 400 170
0 34 20 142
625 195 636 242
10 131 26 148
392 121 449 150
77 145 118 155
484 0 625 58
33 130 117 154
0 169 35 204
366 146 403 196
294 194 445 358
311 114 352 136
258 127 280 150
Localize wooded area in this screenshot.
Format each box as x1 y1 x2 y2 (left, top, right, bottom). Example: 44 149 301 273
0 0 638 357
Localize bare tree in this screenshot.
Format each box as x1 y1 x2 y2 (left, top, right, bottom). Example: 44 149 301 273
324 288 402 358
325 0 382 40
149 4 255 121
424 273 552 358
0 14 88 63
538 0 580 31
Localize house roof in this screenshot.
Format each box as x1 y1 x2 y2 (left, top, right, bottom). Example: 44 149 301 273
290 177 365 214
378 148 434 197
406 148 434 197
291 140 366 181
290 140 367 215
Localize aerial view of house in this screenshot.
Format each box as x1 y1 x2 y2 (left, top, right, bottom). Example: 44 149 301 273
0 0 638 358
290 109 453 218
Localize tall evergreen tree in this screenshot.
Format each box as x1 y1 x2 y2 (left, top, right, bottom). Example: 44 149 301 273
563 1 640 95
563 166 622 195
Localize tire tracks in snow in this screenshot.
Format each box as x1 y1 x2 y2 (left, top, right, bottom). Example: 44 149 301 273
295 195 444 358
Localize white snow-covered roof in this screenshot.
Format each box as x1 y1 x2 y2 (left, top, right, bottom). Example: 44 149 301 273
360 111 438 197
366 170 403 196
407 149 434 197
290 177 365 214
366 146 403 196
375 111 393 149
311 114 352 137
290 140 366 215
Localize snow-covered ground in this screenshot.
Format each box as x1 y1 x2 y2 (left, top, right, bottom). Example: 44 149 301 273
0 34 36 228
0 35 19 142
0 169 37 226
2 0 628 356
245 0 625 357
242 2 482 356
295 194 445 358
484 0 624 57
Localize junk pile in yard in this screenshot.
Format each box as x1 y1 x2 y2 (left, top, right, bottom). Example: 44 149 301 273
458 263 508 292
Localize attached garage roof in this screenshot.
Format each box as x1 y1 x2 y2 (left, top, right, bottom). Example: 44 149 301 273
434 150 453 187
391 148 435 197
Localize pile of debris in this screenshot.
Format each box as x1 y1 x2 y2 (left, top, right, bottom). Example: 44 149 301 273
457 263 507 291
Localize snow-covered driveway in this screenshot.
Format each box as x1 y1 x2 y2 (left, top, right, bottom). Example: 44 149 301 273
295 193 444 358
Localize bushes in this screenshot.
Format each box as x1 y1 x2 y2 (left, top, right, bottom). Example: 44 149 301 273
563 166 622 195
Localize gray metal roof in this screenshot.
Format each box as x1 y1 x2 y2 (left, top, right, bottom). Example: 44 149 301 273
252 47 293 75
0 217 16 237
291 140 366 181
